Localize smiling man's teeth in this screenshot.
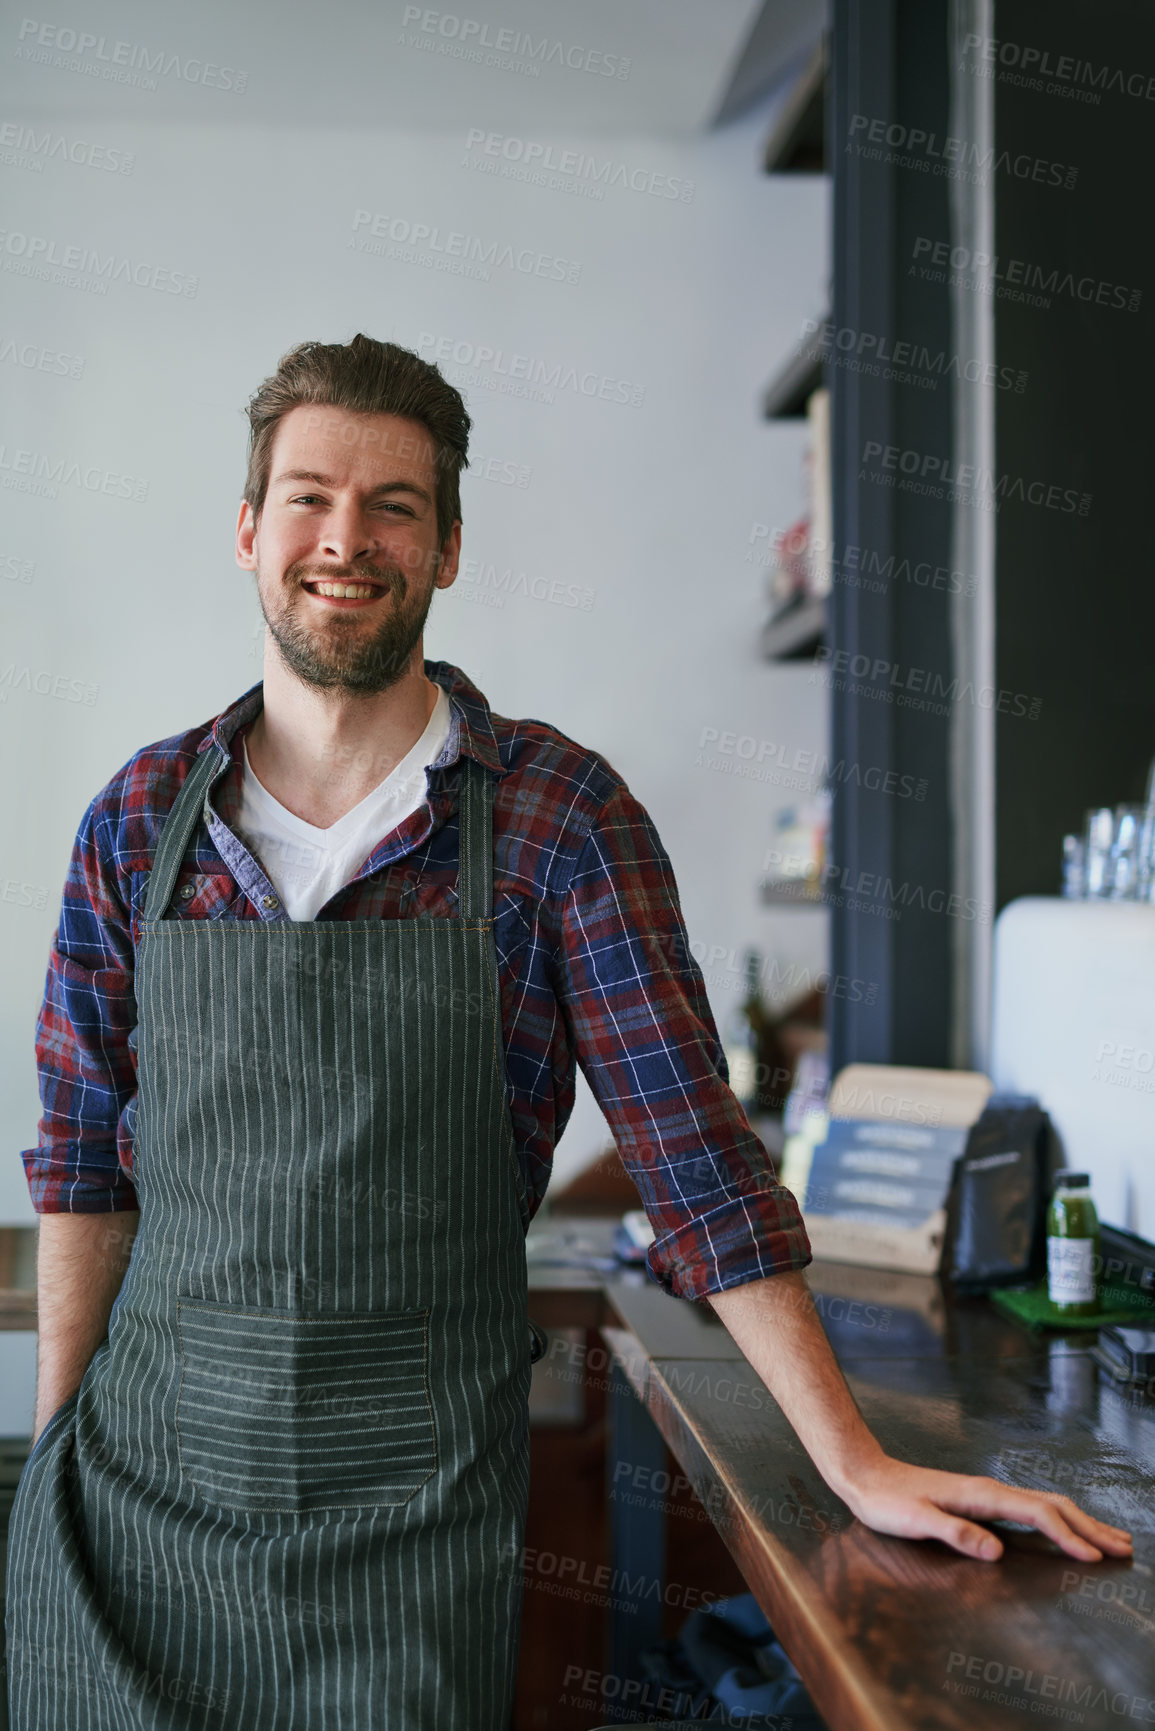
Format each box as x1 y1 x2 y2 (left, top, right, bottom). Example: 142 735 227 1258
309 582 380 599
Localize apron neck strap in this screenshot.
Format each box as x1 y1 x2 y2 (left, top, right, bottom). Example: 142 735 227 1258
456 754 493 920
143 747 218 920
142 744 494 923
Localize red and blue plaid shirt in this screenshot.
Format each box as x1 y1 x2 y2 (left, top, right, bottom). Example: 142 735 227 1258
21 657 811 1300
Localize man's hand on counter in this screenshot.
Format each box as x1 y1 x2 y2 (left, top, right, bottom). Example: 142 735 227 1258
820 1455 1133 1563
706 1270 1134 1565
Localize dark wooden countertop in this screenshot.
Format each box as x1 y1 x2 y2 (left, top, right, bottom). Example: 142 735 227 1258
585 1240 1155 1731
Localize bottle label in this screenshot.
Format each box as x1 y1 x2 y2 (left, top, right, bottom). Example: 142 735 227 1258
1047 1236 1096 1304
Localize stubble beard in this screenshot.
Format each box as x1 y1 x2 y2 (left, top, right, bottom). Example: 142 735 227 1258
256 556 439 696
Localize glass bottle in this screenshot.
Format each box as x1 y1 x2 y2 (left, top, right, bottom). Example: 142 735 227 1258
723 949 765 1110
1060 834 1085 899
1046 1171 1100 1317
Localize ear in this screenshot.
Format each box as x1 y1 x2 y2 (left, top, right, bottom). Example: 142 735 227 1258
434 520 462 588
236 499 258 570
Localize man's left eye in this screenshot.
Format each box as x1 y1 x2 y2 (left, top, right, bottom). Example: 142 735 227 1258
287 497 408 514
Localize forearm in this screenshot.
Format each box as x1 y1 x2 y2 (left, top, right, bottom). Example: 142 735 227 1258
33 1210 140 1440
705 1270 886 1499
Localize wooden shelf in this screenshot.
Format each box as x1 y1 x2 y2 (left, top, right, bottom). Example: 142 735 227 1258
763 36 827 173
760 595 826 660
760 877 829 909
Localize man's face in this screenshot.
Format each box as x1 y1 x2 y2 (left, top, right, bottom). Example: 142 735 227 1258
236 404 460 695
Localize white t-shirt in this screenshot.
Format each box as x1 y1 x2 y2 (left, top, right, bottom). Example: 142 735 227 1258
237 684 452 921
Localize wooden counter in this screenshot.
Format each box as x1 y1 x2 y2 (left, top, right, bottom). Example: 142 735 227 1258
527 1217 1155 1731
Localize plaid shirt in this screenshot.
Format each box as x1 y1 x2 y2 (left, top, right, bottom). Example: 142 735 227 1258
21 657 811 1301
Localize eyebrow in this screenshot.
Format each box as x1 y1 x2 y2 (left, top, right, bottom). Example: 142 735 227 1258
272 470 433 504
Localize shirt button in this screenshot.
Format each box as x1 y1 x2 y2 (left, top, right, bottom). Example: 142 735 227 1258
261 894 279 910
179 883 196 900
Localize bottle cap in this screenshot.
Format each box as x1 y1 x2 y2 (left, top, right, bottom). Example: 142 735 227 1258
1052 1170 1090 1190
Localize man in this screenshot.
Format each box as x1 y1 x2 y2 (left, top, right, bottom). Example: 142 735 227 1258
6 334 1130 1730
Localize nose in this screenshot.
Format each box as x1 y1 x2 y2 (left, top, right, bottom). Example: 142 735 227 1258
318 501 380 568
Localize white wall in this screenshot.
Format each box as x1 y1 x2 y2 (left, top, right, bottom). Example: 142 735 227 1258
0 86 829 1219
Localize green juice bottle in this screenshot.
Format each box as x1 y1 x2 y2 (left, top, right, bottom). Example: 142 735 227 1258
1046 1171 1100 1317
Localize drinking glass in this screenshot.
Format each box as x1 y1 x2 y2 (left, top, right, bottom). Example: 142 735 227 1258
1061 835 1085 898
1083 807 1115 898
1109 806 1145 900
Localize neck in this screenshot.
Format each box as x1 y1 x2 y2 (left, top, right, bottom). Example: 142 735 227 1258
244 648 440 827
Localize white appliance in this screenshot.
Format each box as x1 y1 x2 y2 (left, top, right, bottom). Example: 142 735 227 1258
990 897 1155 1238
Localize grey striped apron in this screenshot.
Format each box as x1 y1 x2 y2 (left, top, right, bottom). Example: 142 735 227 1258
6 750 538 1729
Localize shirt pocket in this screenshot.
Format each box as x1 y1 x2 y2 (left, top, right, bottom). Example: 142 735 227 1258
174 1297 437 1514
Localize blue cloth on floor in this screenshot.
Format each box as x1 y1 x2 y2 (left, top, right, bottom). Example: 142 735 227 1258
678 1593 828 1726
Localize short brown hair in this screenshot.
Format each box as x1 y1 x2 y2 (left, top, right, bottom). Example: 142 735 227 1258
242 333 471 547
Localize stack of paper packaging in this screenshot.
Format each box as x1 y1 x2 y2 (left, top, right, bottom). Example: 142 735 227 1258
778 1064 993 1274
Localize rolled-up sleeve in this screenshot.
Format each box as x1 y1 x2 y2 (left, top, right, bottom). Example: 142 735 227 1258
553 783 812 1301
20 794 141 1214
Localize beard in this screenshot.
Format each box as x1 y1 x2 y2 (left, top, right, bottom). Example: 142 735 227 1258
255 556 437 696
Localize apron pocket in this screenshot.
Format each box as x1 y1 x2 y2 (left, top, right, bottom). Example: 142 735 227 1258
175 1298 437 1514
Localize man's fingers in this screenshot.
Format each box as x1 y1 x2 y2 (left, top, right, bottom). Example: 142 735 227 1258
1009 1498 1102 1560
953 1479 1131 1556
912 1504 1003 1561
976 1488 1129 1557
1019 1494 1129 1555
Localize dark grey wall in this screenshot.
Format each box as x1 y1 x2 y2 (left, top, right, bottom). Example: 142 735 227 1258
828 0 956 1068
995 0 1155 908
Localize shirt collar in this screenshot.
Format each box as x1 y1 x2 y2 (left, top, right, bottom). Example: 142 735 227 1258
196 658 504 777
